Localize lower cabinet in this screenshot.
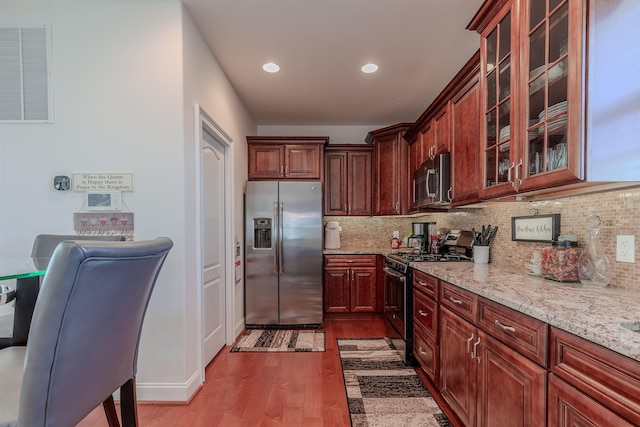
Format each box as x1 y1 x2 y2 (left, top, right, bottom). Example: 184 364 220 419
439 306 477 426
413 270 439 384
476 330 547 427
323 255 377 313
548 374 636 427
438 282 548 427
407 269 640 427
549 326 640 426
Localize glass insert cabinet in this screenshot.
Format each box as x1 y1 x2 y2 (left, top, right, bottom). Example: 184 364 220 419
469 0 585 199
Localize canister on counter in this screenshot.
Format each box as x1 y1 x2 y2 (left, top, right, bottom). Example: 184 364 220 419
541 238 581 282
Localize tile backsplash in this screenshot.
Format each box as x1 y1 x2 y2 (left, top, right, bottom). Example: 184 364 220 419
325 187 640 291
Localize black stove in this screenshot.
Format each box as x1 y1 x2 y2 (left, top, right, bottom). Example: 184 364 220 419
386 250 473 268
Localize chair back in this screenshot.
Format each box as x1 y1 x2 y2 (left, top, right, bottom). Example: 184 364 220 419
17 237 173 426
31 234 125 270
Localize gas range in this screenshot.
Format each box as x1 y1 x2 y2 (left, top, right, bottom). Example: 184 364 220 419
388 251 474 263
386 251 473 272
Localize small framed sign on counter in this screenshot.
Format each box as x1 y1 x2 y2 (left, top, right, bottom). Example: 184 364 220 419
511 214 560 242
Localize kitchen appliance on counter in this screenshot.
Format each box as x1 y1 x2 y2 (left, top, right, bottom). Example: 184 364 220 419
245 181 323 327
382 229 475 363
413 153 451 209
324 221 341 249
407 222 436 252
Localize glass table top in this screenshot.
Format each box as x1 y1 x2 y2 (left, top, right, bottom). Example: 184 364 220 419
0 258 46 281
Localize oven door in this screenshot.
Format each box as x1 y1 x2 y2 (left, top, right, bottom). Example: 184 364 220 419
383 266 406 339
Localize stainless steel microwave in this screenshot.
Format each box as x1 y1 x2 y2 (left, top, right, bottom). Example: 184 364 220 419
413 153 451 209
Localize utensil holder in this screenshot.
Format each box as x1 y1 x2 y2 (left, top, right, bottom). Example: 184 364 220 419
474 246 490 264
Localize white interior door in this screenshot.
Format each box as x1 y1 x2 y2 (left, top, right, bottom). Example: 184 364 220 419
201 128 226 366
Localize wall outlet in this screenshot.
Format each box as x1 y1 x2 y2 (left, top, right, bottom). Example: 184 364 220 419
616 235 635 263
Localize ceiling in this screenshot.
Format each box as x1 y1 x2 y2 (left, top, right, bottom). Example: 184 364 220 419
182 0 485 126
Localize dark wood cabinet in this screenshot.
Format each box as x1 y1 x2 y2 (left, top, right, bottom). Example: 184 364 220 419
548 373 636 427
549 326 640 426
432 105 451 159
476 330 547 427
438 281 549 427
450 57 481 206
413 270 440 384
324 145 373 216
366 124 412 216
247 136 327 180
323 255 377 313
439 305 477 427
468 0 584 199
404 53 481 209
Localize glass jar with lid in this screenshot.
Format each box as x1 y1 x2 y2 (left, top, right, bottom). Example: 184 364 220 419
541 240 581 282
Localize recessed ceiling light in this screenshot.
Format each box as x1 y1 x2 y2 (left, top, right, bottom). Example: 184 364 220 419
262 62 280 73
361 63 379 73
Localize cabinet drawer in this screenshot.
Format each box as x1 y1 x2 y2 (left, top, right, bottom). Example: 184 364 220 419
478 297 548 367
414 291 438 341
550 327 640 426
414 325 438 385
548 374 636 427
440 281 477 324
324 254 376 268
413 269 438 299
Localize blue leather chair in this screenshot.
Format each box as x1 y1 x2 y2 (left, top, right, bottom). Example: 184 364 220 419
0 237 172 426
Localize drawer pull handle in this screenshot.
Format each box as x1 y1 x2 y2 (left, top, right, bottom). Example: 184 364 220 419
347 260 355 263
418 281 428 287
449 296 463 305
418 347 427 356
495 319 516 333
418 309 428 317
466 333 475 354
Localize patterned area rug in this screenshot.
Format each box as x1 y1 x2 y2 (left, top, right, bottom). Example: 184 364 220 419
230 329 325 352
338 338 451 427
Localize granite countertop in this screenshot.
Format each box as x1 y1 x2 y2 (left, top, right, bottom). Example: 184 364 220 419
411 262 640 362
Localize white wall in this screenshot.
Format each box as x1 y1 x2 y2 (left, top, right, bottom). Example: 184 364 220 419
181 2 255 388
258 125 386 144
0 0 255 402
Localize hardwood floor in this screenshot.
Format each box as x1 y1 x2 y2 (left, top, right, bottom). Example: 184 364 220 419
78 315 389 427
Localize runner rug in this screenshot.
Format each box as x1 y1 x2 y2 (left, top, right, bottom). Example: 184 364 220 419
337 338 452 427
230 329 325 352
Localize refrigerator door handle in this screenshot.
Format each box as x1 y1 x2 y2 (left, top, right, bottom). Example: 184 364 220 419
279 201 285 273
273 201 279 273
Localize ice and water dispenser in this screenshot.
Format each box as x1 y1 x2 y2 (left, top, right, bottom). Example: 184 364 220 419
253 218 272 249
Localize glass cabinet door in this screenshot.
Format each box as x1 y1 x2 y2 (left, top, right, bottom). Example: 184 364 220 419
484 11 512 189
526 0 569 177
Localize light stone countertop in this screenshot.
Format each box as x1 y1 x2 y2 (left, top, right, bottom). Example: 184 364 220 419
411 261 640 362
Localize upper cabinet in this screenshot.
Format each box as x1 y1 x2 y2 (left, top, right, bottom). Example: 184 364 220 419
324 144 373 216
450 64 481 206
366 124 412 216
247 136 328 180
469 0 585 199
405 53 481 208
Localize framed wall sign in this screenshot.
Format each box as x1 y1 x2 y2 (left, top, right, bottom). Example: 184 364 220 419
511 214 560 242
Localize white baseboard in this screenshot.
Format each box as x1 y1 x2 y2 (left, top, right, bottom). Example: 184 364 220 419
135 370 201 402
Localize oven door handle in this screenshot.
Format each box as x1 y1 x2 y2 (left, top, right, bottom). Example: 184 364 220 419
383 266 406 282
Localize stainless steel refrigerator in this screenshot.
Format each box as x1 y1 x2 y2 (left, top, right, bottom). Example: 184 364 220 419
244 181 323 327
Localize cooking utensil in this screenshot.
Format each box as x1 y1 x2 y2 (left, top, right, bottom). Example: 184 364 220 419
474 225 498 246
